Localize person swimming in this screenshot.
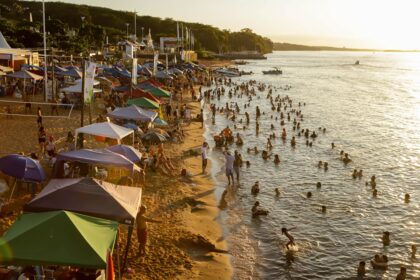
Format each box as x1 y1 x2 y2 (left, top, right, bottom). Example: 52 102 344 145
316 182 321 189
251 181 260 195
274 154 280 164
262 150 270 160
267 138 273 150
372 189 378 197
412 244 417 259
357 169 363 178
236 133 244 146
357 261 366 276
331 142 335 149
291 137 296 147
404 193 410 203
281 128 287 140
318 161 323 168
306 191 312 198
321 205 327 213
281 227 296 250
382 231 390 246
370 175 377 188
275 188 280 196
343 153 352 164
352 169 358 179
252 201 268 218
396 266 407 280
324 162 328 171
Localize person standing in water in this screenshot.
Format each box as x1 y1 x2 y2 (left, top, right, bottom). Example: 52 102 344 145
282 227 296 250
201 142 208 174
224 150 235 185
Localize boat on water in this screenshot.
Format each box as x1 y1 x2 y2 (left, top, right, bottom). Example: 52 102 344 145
215 67 241 77
262 67 282 75
240 70 253 75
234 60 248 65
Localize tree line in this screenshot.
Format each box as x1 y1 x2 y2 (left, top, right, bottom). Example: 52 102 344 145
0 0 273 55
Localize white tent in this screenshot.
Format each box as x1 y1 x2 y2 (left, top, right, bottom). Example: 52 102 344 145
75 121 135 146
61 79 101 93
0 32 11 49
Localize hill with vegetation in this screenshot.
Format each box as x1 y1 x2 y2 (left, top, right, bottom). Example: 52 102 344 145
0 0 273 56
273 42 381 52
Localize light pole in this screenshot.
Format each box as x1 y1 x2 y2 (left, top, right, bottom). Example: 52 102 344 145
134 11 137 43
141 27 144 43
42 0 48 101
126 23 129 41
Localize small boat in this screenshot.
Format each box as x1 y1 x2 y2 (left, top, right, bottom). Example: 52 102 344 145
215 67 241 77
262 67 282 75
234 60 248 65
240 70 253 75
355 60 360 65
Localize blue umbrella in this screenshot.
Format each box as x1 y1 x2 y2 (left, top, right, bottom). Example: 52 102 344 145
106 145 142 163
0 154 46 182
153 117 168 126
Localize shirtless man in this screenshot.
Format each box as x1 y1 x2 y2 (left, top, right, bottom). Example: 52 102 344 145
136 205 162 256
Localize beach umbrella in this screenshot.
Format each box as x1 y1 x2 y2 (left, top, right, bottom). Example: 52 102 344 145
6 70 43 97
0 211 118 268
141 132 167 143
148 128 170 139
122 122 144 134
153 117 168 126
107 145 142 163
0 154 46 182
127 97 160 109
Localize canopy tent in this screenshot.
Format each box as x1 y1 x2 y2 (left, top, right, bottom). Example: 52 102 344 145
52 148 140 178
75 121 134 145
0 65 13 73
127 97 160 110
0 31 11 48
153 117 168 126
108 105 157 122
128 88 161 104
0 211 118 268
24 178 142 225
107 145 142 163
137 84 171 98
6 70 43 80
56 67 82 78
61 79 101 94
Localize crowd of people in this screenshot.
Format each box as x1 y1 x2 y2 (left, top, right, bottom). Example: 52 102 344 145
202 74 416 279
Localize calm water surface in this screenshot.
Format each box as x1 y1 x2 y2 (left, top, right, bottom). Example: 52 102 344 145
203 51 420 279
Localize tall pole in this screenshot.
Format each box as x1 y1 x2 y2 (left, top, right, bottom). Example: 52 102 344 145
42 0 48 101
81 60 86 127
134 11 137 43
126 23 129 41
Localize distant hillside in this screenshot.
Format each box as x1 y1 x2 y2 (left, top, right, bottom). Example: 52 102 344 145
0 0 273 55
273 42 379 52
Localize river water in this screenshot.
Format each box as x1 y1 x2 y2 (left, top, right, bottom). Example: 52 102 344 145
203 51 420 279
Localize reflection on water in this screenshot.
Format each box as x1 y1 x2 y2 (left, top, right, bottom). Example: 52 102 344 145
204 52 420 279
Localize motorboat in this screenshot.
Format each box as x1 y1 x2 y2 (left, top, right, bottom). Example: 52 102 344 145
262 67 282 75
215 67 241 77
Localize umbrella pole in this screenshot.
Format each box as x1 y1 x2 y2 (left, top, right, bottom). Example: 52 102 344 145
8 179 17 203
117 229 121 280
121 225 134 276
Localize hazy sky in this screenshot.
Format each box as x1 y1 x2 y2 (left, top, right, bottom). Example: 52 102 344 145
36 0 420 49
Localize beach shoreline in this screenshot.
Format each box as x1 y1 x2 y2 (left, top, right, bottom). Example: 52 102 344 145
0 64 233 279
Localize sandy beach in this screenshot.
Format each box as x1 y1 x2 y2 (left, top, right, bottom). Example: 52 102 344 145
0 79 232 279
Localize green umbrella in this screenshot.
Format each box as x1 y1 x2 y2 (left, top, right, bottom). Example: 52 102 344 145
0 211 118 268
127 97 160 109
143 87 171 98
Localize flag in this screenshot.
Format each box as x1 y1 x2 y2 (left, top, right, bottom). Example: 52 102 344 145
153 52 159 77
106 250 115 280
132 58 138 85
84 61 97 103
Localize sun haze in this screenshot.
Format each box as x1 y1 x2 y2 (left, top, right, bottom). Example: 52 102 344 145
31 0 420 50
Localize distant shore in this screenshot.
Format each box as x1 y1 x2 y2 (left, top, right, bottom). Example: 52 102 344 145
273 42 420 52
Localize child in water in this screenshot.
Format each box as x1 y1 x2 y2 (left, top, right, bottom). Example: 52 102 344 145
282 227 296 250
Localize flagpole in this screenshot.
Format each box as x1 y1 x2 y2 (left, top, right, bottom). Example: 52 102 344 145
42 0 48 101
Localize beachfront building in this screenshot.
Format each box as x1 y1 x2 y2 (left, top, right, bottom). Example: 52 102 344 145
0 32 39 71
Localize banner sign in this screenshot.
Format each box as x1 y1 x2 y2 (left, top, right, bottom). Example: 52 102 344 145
132 58 138 85
126 43 134 59
153 52 159 77
84 61 97 103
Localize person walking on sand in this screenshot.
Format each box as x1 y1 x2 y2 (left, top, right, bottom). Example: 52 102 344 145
224 150 235 185
201 142 209 174
136 205 161 256
282 227 296 250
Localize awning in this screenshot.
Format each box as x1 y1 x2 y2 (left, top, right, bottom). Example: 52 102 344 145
6 70 43 80
75 121 134 142
107 105 157 122
127 97 160 109
24 178 142 225
0 211 118 268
